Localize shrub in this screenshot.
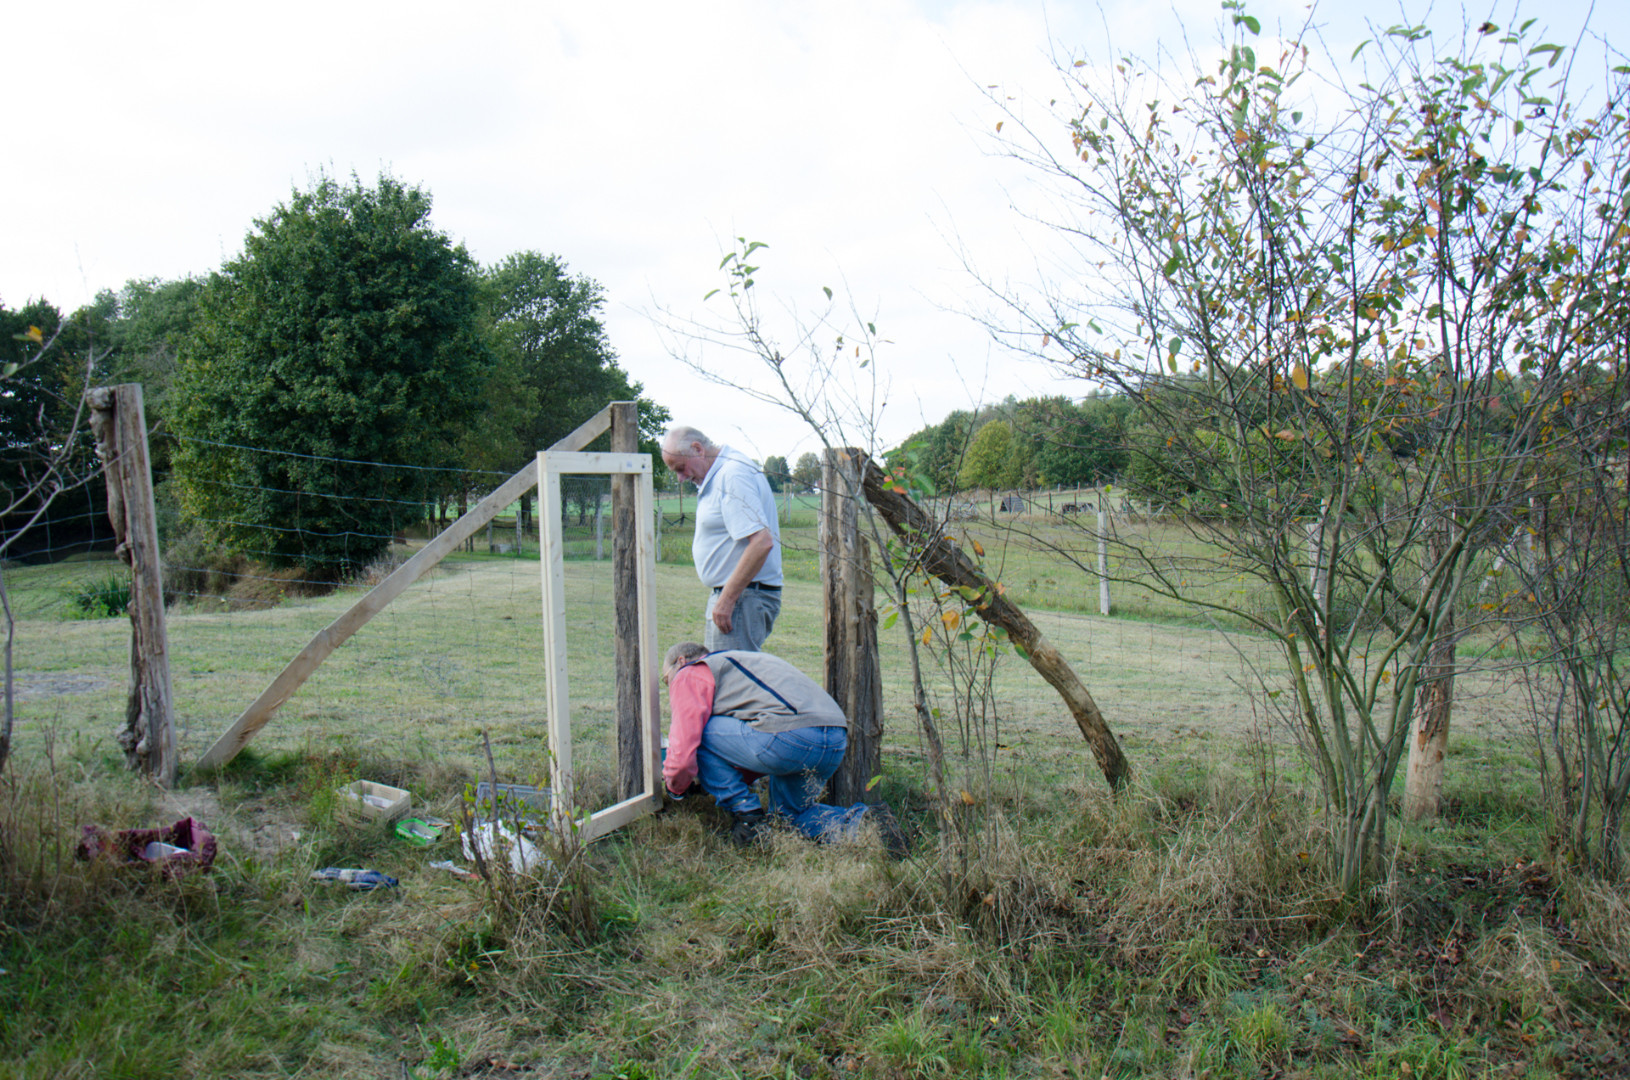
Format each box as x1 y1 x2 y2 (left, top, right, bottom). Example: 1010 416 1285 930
66 574 131 618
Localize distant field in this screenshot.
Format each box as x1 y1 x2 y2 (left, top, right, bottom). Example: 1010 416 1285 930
4 523 1527 798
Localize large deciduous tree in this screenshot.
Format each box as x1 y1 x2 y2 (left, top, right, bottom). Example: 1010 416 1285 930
171 174 494 579
761 454 790 492
480 251 656 455
1 300 108 563
956 419 1015 491
987 10 1627 891
792 451 822 491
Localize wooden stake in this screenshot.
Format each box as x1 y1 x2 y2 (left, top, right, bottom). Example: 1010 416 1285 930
87 384 176 787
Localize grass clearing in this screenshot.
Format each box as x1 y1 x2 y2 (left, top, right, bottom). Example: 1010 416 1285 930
2 530 1627 1078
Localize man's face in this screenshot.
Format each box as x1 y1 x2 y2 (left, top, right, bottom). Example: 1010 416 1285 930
661 441 710 485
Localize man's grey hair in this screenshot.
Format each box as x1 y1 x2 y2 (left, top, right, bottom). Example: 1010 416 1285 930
662 425 715 453
664 641 710 670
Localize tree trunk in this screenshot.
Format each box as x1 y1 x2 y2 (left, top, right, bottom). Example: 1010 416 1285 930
859 455 1131 790
1404 517 1455 820
822 448 882 805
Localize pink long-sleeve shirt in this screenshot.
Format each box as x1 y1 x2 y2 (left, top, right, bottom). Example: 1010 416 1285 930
663 662 716 796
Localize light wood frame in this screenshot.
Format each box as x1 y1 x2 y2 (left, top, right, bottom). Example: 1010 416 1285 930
538 450 662 841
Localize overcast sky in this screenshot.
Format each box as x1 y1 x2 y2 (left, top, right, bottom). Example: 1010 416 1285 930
8 0 1625 463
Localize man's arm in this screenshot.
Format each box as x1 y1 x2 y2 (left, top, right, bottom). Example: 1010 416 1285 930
710 528 775 635
663 663 716 795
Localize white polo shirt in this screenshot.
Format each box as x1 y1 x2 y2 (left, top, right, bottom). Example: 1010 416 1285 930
691 445 783 588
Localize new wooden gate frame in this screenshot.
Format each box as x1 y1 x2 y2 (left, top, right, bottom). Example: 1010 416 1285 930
196 403 665 841
537 448 661 840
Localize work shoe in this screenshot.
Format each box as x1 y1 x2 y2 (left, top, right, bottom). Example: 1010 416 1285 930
867 804 909 859
729 808 769 847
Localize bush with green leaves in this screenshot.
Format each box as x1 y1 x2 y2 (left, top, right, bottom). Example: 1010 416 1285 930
171 172 495 579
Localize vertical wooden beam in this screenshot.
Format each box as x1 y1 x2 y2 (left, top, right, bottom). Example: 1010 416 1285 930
610 402 643 800
87 385 176 787
540 451 574 817
821 447 882 805
1097 503 1112 617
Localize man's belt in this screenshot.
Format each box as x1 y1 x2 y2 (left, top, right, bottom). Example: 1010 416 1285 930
712 582 782 593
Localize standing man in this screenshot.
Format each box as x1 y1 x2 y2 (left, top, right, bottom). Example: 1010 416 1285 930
660 425 782 651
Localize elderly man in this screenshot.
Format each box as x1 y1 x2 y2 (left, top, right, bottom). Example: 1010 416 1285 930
660 425 782 651
661 642 905 854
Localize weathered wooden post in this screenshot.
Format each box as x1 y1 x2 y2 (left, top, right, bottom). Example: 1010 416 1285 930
1097 501 1112 616
611 402 646 800
821 447 883 805
86 384 176 788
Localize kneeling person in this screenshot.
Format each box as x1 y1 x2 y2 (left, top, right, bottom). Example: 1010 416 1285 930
661 642 900 851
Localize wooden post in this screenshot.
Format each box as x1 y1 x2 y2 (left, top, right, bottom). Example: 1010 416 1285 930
86 385 177 788
610 402 645 800
821 448 883 806
1097 504 1112 616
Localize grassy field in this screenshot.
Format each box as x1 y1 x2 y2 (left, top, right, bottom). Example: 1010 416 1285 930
2 519 1626 1079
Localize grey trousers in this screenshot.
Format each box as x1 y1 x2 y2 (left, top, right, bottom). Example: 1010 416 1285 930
704 587 781 652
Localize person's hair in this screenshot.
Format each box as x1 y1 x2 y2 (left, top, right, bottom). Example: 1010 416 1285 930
664 641 709 670
662 425 714 453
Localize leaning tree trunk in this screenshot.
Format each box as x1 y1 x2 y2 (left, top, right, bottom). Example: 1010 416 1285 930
859 456 1131 790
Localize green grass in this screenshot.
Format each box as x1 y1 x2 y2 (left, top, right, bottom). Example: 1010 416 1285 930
2 528 1626 1078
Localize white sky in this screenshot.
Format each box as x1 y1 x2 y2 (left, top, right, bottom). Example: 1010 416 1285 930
7 0 1625 463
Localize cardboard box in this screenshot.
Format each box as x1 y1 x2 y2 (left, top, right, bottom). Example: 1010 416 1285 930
338 780 411 822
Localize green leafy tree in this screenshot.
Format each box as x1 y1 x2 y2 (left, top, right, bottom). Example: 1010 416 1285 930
171 173 495 578
1 300 108 561
1024 395 1130 487
956 419 1013 490
791 451 821 491
479 251 651 457
761 454 789 492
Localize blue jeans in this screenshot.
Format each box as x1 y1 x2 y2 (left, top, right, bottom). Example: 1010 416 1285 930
704 587 780 652
695 718 869 841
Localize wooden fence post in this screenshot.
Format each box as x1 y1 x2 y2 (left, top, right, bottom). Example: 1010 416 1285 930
86 384 176 788
821 448 882 806
611 402 645 800
1097 503 1112 617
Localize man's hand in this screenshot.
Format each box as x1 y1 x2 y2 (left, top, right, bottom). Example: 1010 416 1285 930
711 529 774 637
711 592 737 634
